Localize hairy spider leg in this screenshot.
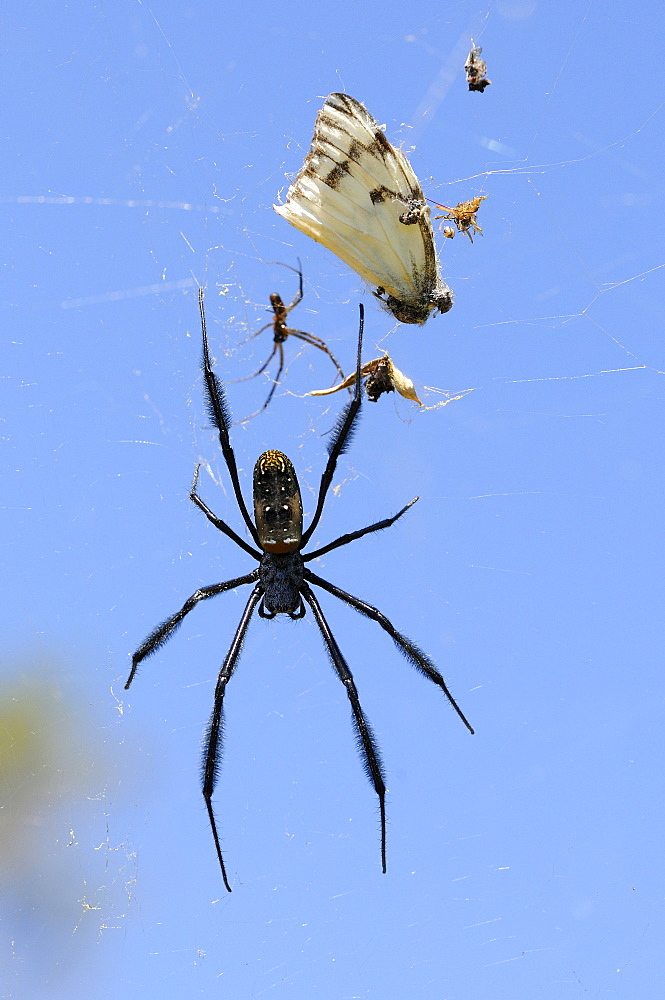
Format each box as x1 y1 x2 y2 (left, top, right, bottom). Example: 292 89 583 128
189 463 262 559
199 288 259 544
125 571 259 689
302 584 388 872
202 585 263 893
304 571 474 736
304 497 419 561
300 316 364 548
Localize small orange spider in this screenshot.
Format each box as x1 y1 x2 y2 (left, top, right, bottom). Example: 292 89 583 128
234 262 346 421
434 196 487 243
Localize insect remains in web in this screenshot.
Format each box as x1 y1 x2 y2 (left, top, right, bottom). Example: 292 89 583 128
464 44 491 92
434 196 488 243
309 354 422 405
125 293 473 892
231 261 346 421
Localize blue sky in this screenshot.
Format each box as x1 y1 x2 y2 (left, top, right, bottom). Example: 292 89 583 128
2 1 664 997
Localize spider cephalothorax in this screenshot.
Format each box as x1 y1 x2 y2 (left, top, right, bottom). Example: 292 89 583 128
126 293 473 892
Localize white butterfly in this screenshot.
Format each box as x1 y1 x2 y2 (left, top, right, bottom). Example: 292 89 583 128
274 93 453 325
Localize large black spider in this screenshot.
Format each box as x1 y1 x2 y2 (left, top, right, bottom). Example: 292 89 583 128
126 292 473 892
233 262 346 421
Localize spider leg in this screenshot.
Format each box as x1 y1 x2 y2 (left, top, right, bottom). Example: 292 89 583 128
202 584 263 892
282 258 304 313
229 341 279 384
303 571 474 735
125 570 259 689
304 498 419 561
286 327 330 349
302 583 387 874
238 320 273 347
260 340 285 409
235 342 286 424
190 464 262 559
287 329 347 383
198 288 259 545
301 304 365 547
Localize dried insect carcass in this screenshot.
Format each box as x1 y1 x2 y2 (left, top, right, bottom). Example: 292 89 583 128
310 353 422 405
465 45 491 92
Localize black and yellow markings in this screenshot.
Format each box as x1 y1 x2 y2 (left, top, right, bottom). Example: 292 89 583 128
253 450 303 553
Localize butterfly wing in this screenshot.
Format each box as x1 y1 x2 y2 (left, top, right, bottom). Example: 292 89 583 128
274 93 453 325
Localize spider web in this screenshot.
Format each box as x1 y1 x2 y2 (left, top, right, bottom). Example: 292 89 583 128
2 0 664 997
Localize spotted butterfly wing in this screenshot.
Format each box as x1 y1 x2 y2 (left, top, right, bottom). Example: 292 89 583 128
274 93 453 325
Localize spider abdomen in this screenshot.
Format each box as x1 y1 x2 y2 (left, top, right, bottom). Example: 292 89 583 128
258 551 305 617
253 450 303 553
